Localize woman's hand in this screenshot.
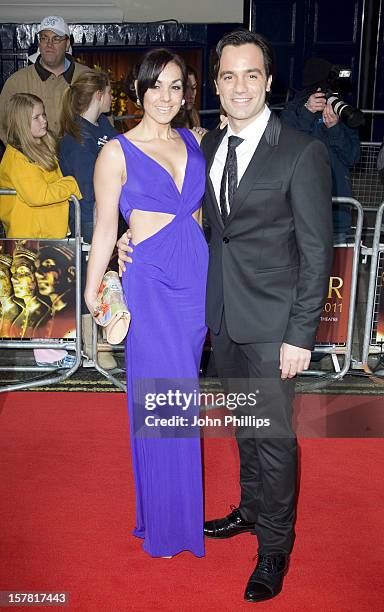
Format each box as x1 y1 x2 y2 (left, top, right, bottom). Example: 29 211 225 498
117 229 134 275
84 290 99 317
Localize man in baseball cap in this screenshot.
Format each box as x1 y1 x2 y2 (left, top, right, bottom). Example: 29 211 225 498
32 16 71 73
37 15 70 38
0 15 88 142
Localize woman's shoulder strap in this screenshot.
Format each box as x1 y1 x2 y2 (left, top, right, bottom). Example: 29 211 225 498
177 127 200 149
113 133 127 149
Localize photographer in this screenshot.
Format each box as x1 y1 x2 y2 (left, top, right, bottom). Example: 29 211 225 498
281 58 360 244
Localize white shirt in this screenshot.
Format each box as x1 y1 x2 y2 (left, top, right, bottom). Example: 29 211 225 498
210 105 271 212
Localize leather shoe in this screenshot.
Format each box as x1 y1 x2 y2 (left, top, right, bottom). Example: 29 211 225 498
244 554 289 602
204 506 254 539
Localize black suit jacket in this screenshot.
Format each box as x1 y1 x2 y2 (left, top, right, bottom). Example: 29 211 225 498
201 112 333 350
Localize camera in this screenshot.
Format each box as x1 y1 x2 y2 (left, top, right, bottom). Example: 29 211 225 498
323 66 364 128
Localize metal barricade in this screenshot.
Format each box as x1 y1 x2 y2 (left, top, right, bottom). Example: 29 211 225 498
351 142 384 210
0 192 367 388
0 192 82 392
79 211 126 391
361 201 384 370
90 317 126 392
304 196 364 379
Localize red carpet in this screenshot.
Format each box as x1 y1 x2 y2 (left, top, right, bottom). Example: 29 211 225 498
0 392 383 611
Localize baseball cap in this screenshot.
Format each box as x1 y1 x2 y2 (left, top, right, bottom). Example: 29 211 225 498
37 16 70 37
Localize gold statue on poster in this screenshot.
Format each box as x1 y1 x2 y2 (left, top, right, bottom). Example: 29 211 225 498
9 244 51 338
35 244 76 338
0 241 76 339
0 252 21 336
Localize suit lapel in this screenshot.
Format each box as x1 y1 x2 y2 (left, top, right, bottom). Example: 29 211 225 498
204 128 227 228
226 112 281 223
226 135 274 222
202 113 281 228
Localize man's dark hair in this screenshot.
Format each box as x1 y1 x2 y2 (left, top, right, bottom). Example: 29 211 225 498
128 48 188 107
213 29 275 81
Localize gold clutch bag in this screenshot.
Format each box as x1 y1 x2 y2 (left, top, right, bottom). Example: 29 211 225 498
92 271 130 344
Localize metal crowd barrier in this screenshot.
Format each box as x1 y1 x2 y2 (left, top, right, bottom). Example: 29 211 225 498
351 142 384 211
0 165 380 389
0 192 82 392
80 237 126 392
77 208 126 391
304 196 364 379
361 201 384 371
90 316 126 392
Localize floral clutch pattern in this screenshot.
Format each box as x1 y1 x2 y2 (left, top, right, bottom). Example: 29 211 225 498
93 270 130 344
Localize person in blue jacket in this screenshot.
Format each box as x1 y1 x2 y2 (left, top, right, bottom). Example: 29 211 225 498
281 58 360 244
59 69 117 368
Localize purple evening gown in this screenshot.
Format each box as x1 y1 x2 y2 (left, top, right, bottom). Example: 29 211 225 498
116 129 208 557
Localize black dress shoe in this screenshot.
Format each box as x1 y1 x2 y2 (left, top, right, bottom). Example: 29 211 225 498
204 506 254 539
244 554 289 602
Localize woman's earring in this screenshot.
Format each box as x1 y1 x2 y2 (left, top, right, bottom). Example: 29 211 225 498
136 97 142 107
181 99 185 106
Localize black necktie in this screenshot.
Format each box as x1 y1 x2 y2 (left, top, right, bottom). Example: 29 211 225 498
220 135 244 224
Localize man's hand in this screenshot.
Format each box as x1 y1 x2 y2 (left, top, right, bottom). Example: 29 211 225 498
322 102 339 128
117 229 133 276
304 88 326 113
279 342 311 379
192 126 208 136
219 114 228 129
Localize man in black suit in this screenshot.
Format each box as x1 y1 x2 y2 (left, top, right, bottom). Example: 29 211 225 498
202 30 333 602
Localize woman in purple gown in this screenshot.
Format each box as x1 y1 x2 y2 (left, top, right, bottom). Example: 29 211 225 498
85 49 208 558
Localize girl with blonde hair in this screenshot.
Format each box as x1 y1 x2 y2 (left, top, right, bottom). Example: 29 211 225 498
0 92 81 367
0 93 80 239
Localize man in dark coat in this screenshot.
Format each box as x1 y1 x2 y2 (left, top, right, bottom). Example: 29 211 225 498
201 30 333 602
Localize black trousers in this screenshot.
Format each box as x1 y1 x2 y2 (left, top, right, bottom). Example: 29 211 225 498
210 313 298 555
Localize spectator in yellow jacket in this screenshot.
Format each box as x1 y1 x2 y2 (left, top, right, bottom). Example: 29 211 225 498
0 93 81 238
0 92 81 368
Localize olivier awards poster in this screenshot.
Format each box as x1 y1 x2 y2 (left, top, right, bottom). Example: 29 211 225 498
0 239 76 340
315 246 354 345
375 264 384 342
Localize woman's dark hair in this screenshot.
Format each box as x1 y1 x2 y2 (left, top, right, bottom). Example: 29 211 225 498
213 29 275 81
186 65 198 81
128 48 188 106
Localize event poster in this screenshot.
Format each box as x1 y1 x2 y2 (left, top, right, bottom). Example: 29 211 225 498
315 246 354 345
375 264 384 342
0 239 76 339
